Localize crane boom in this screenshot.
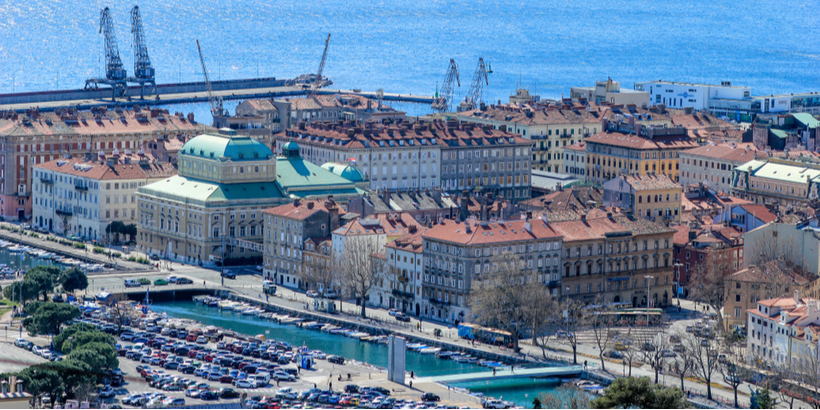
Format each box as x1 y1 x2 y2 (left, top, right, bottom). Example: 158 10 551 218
460 57 489 112
309 34 331 97
431 59 460 113
100 7 126 81
130 6 154 80
196 39 224 117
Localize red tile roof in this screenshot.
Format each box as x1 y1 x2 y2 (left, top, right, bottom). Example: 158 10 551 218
585 130 699 150
739 204 777 223
422 218 560 245
621 174 681 191
548 209 675 242
263 199 344 220
0 109 211 137
681 144 765 163
33 154 176 180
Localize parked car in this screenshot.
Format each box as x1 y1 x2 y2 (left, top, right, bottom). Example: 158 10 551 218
327 355 344 365
154 279 169 286
219 388 240 399
221 271 236 280
99 385 115 398
177 277 193 285
421 392 440 402
395 313 411 322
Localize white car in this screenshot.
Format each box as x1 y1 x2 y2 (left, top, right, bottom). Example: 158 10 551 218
99 385 115 398
255 265 263 271
235 379 257 389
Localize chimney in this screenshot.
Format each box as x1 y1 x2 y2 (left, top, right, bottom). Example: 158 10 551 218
326 199 341 231
541 213 548 224
307 201 315 209
635 123 643 137
581 212 587 222
601 117 609 132
523 220 532 234
795 290 801 305
293 198 301 207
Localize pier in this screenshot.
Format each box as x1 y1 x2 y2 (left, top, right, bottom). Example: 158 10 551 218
417 365 583 384
0 78 435 112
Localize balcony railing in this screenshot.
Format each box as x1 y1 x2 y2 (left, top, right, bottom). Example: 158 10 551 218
392 289 414 299
40 177 53 184
546 280 561 289
397 275 409 283
56 208 73 216
429 297 451 306
75 184 88 191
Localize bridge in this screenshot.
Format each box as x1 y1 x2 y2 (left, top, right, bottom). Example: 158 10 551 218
417 365 583 384
0 78 435 112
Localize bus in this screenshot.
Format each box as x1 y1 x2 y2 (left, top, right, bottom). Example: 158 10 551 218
457 323 514 347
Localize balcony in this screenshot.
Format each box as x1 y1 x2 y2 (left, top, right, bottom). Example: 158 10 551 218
546 280 561 289
392 289 414 299
55 208 73 216
40 177 53 184
75 184 88 192
397 275 409 283
429 297 451 306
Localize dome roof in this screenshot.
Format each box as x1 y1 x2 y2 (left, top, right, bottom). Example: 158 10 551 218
321 163 365 182
181 133 272 161
282 140 301 159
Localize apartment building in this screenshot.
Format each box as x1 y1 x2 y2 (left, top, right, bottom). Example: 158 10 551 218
603 174 683 223
673 225 743 300
549 209 676 307
726 263 809 332
372 226 427 314
680 144 762 192
137 131 361 267
742 221 820 276
731 158 820 206
747 293 819 369
585 118 698 184
570 78 650 107
635 80 751 111
420 216 563 324
263 198 343 288
32 151 175 241
274 94 406 130
274 120 533 201
0 107 211 221
562 142 587 181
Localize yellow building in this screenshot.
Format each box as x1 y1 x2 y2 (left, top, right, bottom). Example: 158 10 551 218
603 174 682 223
585 119 698 184
731 158 820 206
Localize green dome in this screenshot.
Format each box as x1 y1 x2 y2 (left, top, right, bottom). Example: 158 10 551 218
321 163 365 182
282 140 301 158
181 133 272 161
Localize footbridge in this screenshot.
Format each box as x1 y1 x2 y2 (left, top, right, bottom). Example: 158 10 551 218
417 365 583 384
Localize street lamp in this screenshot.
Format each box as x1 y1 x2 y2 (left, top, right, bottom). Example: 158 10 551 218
644 275 654 327
68 336 73 360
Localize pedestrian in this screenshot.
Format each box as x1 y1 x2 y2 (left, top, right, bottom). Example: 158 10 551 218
266 293 269 302
492 368 496 377
510 364 514 373
314 383 317 389
584 360 588 370
329 381 332 390
409 380 413 389
410 371 414 379
276 379 280 387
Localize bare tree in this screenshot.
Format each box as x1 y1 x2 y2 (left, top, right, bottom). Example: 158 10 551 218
640 332 672 384
718 336 747 408
688 254 735 334
671 333 696 392
558 299 587 365
621 343 639 377
589 301 617 372
337 237 385 318
537 382 591 409
682 332 719 401
529 295 561 359
469 252 550 352
106 295 141 335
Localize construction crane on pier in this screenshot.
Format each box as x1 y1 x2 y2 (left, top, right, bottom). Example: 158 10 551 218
85 7 129 101
196 39 226 118
458 57 489 112
308 34 331 98
127 6 157 100
431 59 460 113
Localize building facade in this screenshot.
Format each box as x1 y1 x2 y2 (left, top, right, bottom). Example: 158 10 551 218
570 79 650 107
420 216 563 324
585 118 698 184
32 152 175 241
561 142 587 181
680 144 762 192
731 158 820 206
549 209 676 307
603 174 683 223
0 108 210 221
635 80 751 111
374 226 427 314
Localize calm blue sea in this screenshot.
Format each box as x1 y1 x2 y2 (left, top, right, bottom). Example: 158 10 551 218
2 0 820 121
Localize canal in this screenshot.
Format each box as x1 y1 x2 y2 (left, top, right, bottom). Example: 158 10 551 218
153 301 562 408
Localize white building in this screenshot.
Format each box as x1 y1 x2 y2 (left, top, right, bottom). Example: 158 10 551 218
372 226 427 315
635 80 751 111
561 142 587 182
33 151 176 241
679 143 762 192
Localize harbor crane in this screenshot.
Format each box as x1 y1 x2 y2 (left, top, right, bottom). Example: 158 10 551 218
196 39 227 118
431 59 460 113
308 34 331 97
127 6 157 99
84 7 129 101
458 57 489 112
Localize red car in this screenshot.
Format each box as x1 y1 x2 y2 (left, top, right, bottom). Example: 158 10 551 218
219 375 234 384
204 354 216 363
188 350 199 358
186 334 198 342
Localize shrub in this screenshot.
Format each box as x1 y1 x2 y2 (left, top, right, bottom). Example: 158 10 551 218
112 252 122 258
93 247 105 254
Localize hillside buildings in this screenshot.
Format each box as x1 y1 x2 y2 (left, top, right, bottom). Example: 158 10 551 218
0 107 211 222
32 151 176 241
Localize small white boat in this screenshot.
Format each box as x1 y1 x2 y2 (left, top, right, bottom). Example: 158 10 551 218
7 246 26 253
419 347 441 355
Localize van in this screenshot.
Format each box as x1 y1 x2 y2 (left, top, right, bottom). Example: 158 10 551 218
614 342 628 351
254 373 270 386
124 279 141 288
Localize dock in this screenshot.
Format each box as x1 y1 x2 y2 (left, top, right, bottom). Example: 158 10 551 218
0 77 435 112
416 366 583 384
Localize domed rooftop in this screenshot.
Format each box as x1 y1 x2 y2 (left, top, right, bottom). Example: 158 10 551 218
321 163 366 182
181 132 273 161
282 140 301 158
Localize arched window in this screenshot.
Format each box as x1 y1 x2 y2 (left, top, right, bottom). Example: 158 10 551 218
638 196 643 203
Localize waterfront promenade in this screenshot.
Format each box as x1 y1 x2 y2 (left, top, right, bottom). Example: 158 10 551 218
0 223 799 408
